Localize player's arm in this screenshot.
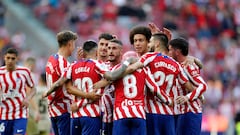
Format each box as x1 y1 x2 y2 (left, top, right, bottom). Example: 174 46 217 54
65 80 101 101
183 56 203 69
93 79 111 89
104 58 138 81
42 76 68 98
22 86 36 107
176 78 207 104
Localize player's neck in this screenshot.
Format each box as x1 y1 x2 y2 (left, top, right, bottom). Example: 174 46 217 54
110 60 120 67
58 48 70 59
179 56 187 63
6 66 16 72
98 56 108 62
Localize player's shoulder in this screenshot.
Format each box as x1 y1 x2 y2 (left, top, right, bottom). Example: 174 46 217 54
16 65 31 71
142 52 158 58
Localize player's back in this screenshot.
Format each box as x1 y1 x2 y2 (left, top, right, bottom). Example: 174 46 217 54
67 59 108 117
113 64 147 120
70 59 103 86
142 52 184 96
140 52 188 115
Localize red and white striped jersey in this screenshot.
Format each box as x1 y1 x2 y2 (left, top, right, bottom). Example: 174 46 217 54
45 54 72 117
0 66 35 120
101 84 114 123
64 59 108 118
139 52 189 115
113 64 167 120
176 63 207 114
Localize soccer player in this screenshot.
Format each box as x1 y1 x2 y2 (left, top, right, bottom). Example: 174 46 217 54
45 30 77 135
64 40 109 135
97 33 115 62
99 50 171 135
129 26 152 56
35 73 51 135
168 38 207 135
101 39 122 135
24 57 41 135
0 48 36 135
125 33 203 135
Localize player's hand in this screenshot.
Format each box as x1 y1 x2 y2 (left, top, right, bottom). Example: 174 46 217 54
176 96 188 105
22 98 30 108
162 27 172 41
182 56 195 67
168 97 174 107
42 91 48 99
149 22 161 34
77 47 84 60
200 95 206 104
71 102 78 112
87 89 102 102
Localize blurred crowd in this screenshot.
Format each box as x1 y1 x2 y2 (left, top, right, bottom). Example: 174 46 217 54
1 0 240 134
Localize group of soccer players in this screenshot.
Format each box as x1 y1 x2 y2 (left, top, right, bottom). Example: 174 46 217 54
0 22 207 135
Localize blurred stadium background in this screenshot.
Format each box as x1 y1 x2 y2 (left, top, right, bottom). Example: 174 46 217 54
1 0 240 135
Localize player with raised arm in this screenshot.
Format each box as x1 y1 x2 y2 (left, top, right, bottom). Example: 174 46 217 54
122 33 202 135
168 38 207 135
45 30 77 135
0 48 36 135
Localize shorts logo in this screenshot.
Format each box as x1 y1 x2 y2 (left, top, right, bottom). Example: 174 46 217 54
17 129 23 133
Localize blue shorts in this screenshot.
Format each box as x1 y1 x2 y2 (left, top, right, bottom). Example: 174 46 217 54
146 113 175 135
71 116 101 135
102 122 113 135
112 118 146 135
0 118 27 135
176 112 202 135
50 112 71 135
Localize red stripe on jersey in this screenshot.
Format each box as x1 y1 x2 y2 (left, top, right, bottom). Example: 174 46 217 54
5 102 9 120
136 106 145 118
9 99 16 119
2 74 8 93
119 107 127 118
16 97 22 118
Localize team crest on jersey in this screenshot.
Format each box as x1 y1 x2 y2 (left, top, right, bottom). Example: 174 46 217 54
46 62 54 73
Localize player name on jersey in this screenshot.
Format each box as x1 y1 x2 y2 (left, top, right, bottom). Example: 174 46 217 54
154 61 176 72
75 67 90 73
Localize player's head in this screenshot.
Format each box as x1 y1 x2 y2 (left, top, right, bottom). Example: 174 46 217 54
98 33 115 61
4 48 18 71
24 57 36 72
149 33 169 52
168 38 189 59
107 39 123 63
129 26 152 56
57 30 78 56
122 51 138 62
83 40 98 59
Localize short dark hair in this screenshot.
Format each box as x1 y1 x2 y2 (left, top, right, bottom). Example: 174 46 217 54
169 38 189 56
129 26 152 45
152 33 169 50
109 39 123 46
98 33 114 40
57 30 78 47
5 48 18 56
83 40 98 52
